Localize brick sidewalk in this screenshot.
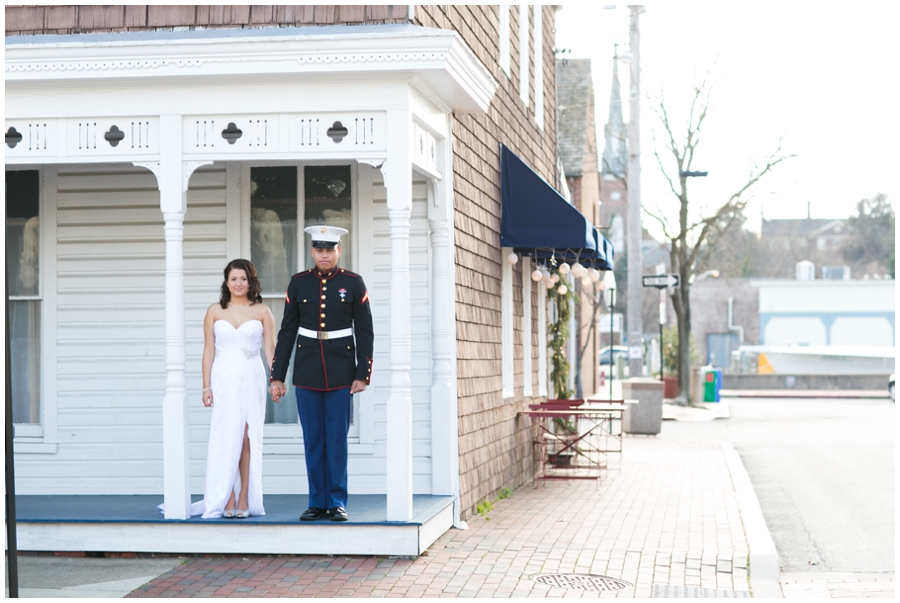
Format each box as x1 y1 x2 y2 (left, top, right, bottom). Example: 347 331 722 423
128 436 751 598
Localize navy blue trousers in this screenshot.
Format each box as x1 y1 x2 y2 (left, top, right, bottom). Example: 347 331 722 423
296 387 352 510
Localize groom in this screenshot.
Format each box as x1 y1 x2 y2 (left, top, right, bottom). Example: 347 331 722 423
270 225 374 522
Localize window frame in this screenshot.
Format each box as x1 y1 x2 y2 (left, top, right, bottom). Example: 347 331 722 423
8 166 59 453
537 278 548 397
518 4 530 108
501 247 515 399
522 257 533 397
533 5 544 129
499 5 511 77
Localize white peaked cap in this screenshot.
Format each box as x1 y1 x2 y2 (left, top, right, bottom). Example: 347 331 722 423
305 225 348 245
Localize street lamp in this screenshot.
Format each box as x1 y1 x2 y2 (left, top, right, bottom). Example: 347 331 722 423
601 270 617 399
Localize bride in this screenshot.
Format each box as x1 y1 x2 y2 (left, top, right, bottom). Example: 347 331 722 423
195 259 276 518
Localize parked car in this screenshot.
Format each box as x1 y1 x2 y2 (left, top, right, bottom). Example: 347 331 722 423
890 373 895 402
599 345 628 368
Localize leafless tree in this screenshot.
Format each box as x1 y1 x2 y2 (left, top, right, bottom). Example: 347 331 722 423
646 75 794 404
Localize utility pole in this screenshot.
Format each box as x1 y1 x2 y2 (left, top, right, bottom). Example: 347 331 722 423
626 5 644 377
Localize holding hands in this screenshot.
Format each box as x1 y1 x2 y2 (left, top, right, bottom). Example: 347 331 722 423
270 380 287 403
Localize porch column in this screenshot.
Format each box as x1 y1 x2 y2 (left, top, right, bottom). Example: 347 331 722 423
384 108 414 522
135 115 209 520
428 193 454 496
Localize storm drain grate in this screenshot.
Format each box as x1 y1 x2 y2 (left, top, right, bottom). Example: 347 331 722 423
652 584 750 598
531 574 633 591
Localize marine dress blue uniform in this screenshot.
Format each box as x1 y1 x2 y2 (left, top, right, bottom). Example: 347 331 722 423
271 232 373 520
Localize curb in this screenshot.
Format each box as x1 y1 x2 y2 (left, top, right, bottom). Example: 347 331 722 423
720 389 889 399
721 441 783 598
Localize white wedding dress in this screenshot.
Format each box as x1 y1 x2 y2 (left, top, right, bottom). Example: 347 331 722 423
159 319 267 518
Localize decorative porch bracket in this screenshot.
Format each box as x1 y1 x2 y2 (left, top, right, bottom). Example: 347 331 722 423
135 115 213 520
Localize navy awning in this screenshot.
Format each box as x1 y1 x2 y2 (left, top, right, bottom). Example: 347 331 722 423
499 144 613 270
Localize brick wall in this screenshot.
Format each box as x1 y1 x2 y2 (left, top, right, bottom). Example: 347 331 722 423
5 5 408 35
415 5 558 518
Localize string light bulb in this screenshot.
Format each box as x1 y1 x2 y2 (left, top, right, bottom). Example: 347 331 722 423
571 262 585 278
589 268 600 281
551 273 560 283
544 279 554 289
558 262 570 275
531 268 544 282
506 252 518 264
557 284 568 295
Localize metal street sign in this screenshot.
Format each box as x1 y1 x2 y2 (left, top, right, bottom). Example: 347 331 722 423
642 274 680 289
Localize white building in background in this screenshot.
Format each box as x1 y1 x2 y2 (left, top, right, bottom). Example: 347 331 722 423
754 280 895 347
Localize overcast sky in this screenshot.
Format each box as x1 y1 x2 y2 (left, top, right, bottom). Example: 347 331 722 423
555 2 899 236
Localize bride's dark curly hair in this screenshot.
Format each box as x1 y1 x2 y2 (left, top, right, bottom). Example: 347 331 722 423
219 259 263 309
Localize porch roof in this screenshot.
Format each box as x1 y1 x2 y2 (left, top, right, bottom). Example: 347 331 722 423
5 24 498 114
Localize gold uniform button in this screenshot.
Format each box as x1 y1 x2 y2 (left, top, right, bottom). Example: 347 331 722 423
320 322 326 328
322 279 327 284
323 287 328 291
320 313 325 318
321 295 326 300
321 303 326 308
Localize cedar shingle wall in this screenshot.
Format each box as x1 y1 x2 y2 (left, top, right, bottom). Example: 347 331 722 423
5 5 409 35
416 5 558 519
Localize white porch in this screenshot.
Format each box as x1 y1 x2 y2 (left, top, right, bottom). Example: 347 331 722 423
13 494 454 556
5 24 496 549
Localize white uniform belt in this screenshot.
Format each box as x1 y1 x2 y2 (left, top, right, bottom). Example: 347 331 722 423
298 326 353 340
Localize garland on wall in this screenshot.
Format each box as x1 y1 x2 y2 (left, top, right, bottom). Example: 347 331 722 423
547 280 576 400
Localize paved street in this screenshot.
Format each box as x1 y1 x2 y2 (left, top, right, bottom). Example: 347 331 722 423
125 435 753 598
665 395 895 597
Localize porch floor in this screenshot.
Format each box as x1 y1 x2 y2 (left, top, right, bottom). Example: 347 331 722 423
12 495 456 556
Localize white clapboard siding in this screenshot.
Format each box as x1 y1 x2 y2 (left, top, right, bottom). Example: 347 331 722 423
370 176 433 493
14 163 228 494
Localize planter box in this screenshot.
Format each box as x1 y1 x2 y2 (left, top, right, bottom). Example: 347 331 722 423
663 376 678 399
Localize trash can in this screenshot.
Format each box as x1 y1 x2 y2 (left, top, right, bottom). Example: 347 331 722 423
690 366 704 405
703 368 722 402
622 378 664 435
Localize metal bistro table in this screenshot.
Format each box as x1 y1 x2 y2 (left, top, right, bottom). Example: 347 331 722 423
521 399 638 485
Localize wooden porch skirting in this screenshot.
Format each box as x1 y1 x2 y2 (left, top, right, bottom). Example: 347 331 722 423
10 494 455 557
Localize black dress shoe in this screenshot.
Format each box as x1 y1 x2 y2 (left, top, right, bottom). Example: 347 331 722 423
299 507 329 521
328 506 348 521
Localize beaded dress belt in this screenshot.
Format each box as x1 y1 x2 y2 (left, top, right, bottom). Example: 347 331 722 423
298 326 353 340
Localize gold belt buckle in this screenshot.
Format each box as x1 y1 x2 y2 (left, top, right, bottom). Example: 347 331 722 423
318 331 329 340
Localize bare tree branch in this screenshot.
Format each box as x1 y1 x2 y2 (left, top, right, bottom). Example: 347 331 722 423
643 204 673 241
648 66 792 404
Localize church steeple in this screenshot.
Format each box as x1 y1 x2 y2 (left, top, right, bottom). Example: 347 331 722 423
601 55 627 178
